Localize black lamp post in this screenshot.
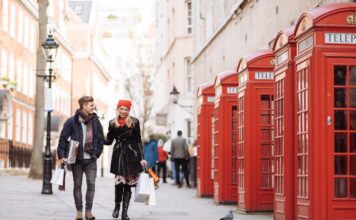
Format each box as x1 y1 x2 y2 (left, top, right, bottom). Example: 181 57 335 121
39 32 59 195
169 85 180 104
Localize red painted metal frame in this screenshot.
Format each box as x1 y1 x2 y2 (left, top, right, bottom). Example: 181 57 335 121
236 50 275 212
197 82 215 197
272 28 297 220
213 70 238 204
292 3 356 219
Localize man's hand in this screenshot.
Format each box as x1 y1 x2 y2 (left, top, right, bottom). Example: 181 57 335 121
140 159 148 167
59 158 67 164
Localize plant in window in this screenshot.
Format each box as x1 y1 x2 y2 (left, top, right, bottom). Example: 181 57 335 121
1 76 10 87
8 80 17 90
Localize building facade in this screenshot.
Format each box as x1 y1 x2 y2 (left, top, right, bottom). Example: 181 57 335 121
152 0 194 141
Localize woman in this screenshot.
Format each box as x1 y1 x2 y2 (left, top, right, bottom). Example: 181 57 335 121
105 99 147 220
156 139 168 183
143 135 158 172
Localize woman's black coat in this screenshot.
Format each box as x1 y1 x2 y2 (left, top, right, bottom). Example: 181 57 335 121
105 116 144 176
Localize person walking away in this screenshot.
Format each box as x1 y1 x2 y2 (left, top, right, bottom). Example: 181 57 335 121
163 139 176 184
170 130 191 188
143 135 158 172
188 139 198 187
156 139 168 183
57 96 104 220
104 99 147 220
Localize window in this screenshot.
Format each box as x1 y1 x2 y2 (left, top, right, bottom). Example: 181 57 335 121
22 111 27 144
185 57 193 92
8 53 14 80
29 22 36 53
28 113 33 145
7 116 13 140
74 6 83 15
24 19 30 49
9 3 16 38
29 66 34 97
16 59 22 92
15 109 21 142
17 11 23 44
23 63 28 95
1 49 8 77
186 0 192 34
187 119 191 138
2 0 8 32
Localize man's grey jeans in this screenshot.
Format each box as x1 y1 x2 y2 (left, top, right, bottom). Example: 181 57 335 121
71 159 97 211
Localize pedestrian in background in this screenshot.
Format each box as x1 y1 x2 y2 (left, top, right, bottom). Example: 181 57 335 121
156 139 169 183
57 96 104 220
188 139 198 187
144 134 158 172
170 130 191 188
104 99 147 220
163 139 177 184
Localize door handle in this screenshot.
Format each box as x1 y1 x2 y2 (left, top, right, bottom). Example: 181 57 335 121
327 116 332 126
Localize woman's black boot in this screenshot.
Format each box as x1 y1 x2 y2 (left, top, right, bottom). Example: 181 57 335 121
121 186 132 220
112 185 123 218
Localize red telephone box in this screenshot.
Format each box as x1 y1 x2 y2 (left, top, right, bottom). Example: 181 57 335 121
272 28 296 220
293 3 356 219
197 81 215 197
213 70 238 203
236 50 274 212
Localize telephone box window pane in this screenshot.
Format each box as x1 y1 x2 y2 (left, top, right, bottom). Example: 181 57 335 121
334 111 347 130
350 111 356 130
350 156 356 175
334 178 348 198
335 133 347 153
350 179 356 198
334 156 347 175
335 88 346 108
351 133 356 152
350 66 356 86
334 66 346 85
351 89 356 108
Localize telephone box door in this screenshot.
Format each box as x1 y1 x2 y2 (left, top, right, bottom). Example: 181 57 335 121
327 57 356 218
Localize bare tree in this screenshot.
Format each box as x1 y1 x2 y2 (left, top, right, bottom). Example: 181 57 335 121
125 48 154 139
28 0 48 179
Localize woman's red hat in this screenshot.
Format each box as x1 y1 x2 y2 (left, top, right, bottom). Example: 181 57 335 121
117 99 131 110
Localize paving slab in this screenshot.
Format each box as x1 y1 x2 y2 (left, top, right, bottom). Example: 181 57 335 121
0 173 273 220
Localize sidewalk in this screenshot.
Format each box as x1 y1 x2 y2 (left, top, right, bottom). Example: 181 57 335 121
0 173 273 220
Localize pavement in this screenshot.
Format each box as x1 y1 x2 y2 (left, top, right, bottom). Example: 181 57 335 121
0 171 273 220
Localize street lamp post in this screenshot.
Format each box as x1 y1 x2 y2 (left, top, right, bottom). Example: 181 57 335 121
38 32 59 195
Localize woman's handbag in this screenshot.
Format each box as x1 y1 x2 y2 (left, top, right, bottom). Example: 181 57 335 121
134 172 151 203
147 167 160 184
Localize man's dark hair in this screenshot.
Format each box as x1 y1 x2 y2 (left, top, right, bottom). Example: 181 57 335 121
78 96 94 109
177 130 182 136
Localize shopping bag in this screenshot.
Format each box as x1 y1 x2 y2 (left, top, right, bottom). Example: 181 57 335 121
51 164 65 186
134 172 151 203
147 167 160 184
145 178 156 206
58 164 66 191
67 140 79 164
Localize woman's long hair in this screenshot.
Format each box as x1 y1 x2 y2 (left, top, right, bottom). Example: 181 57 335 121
111 111 134 128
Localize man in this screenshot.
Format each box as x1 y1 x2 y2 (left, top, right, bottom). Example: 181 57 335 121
170 130 191 188
57 96 104 220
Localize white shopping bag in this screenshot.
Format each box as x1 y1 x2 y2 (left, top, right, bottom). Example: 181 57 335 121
145 178 156 206
134 172 151 203
51 165 65 186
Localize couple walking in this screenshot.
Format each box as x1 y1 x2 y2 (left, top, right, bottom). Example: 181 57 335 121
57 96 147 220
